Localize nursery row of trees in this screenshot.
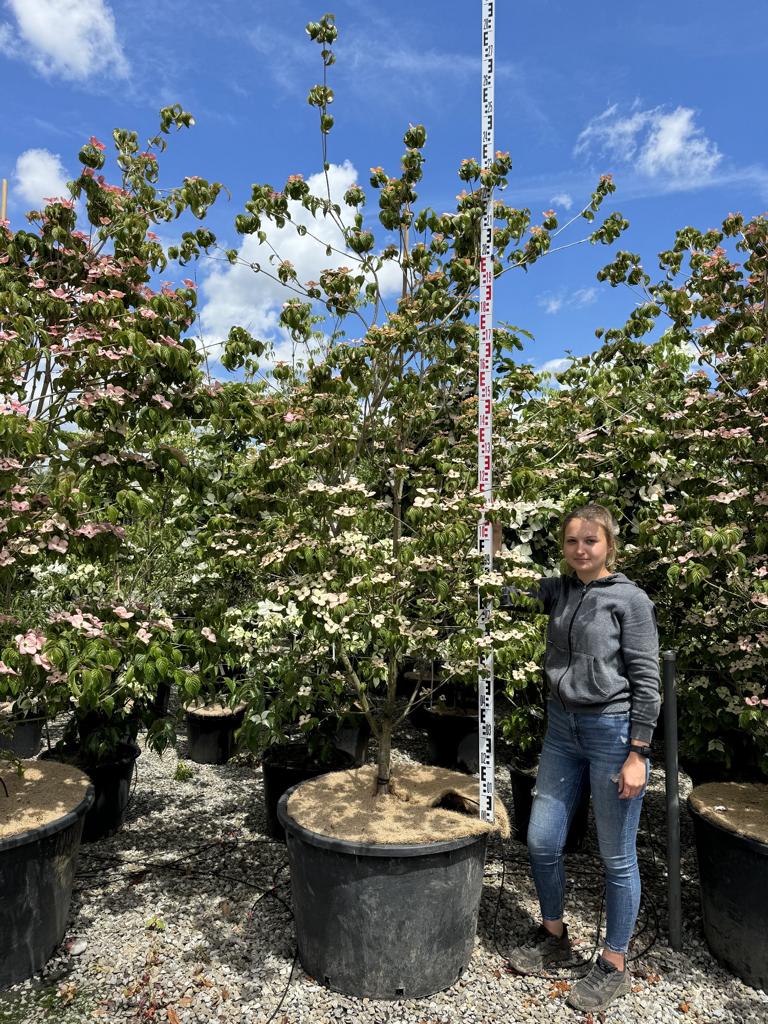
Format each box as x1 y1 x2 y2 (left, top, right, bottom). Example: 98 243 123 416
1 17 766 783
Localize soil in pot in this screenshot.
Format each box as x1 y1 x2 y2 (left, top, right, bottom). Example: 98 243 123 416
261 741 357 841
278 764 509 999
508 760 591 853
0 705 44 758
688 782 768 991
41 741 141 843
0 760 94 987
185 702 246 765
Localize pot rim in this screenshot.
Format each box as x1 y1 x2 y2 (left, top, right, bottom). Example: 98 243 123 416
41 739 142 771
688 794 768 856
0 781 95 854
277 784 490 858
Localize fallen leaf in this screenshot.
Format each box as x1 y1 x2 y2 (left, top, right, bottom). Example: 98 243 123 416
178 997 193 1007
679 1001 690 1013
167 1008 180 1024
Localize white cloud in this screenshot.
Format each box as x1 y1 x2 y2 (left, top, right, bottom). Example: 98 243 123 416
575 103 722 188
550 192 573 211
537 287 597 316
2 0 129 81
198 161 401 368
538 358 572 376
13 148 70 208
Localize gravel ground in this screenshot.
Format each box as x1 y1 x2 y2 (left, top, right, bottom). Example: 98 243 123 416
1 721 767 1024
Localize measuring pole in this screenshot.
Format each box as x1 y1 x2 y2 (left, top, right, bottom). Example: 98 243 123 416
1 179 7 222
477 0 496 823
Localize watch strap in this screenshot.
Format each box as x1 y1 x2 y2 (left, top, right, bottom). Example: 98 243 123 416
629 743 652 758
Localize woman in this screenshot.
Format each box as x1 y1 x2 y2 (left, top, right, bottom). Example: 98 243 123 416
507 504 660 1013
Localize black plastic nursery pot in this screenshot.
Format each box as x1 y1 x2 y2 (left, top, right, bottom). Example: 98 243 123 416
42 741 141 843
0 714 44 758
421 706 479 774
0 765 94 987
508 761 591 853
261 742 356 841
278 788 489 999
185 703 246 765
332 715 371 767
688 783 768 991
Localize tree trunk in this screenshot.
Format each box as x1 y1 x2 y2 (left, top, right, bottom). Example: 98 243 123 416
376 715 393 795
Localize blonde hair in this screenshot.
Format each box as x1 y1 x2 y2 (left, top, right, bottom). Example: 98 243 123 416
559 504 620 572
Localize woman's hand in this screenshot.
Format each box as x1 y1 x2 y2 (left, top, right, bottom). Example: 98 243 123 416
618 751 647 799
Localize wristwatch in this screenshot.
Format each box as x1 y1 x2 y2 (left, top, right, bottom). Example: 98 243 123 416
629 743 652 758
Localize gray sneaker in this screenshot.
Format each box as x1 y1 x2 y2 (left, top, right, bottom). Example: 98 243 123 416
567 955 631 1011
506 924 572 975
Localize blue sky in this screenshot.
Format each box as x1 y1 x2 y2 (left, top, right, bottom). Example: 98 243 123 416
2 0 767 376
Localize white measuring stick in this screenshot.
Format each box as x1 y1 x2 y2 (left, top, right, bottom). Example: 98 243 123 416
477 0 495 823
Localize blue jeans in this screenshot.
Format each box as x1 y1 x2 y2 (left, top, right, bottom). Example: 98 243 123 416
527 701 649 954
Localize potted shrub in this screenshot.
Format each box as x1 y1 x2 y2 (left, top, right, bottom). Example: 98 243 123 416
203 13 626 997
0 752 94 986
0 110 223 837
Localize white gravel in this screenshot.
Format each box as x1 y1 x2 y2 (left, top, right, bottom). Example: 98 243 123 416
1 723 767 1024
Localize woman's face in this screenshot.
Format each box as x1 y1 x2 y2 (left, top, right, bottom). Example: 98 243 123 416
562 518 612 581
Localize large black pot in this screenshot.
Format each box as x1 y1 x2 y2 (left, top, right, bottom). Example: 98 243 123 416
278 787 488 999
185 703 245 765
509 761 591 853
332 714 371 767
42 741 141 842
0 763 94 986
0 714 44 758
688 783 768 990
261 742 356 841
420 706 479 774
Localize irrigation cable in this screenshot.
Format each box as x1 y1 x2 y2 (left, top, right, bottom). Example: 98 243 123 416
72 838 298 1021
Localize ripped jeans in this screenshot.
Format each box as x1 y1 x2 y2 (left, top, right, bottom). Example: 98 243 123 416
527 700 648 954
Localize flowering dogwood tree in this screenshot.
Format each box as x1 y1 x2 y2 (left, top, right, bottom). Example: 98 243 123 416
502 212 768 778
201 15 628 791
0 108 225 760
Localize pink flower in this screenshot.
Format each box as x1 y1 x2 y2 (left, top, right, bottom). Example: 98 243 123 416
113 606 134 620
745 696 761 706
16 630 46 655
201 627 217 643
0 549 15 567
136 628 152 645
92 453 118 466
33 652 52 671
89 136 106 151
283 412 297 423
0 661 19 676
152 394 173 410
47 536 69 554
182 279 196 289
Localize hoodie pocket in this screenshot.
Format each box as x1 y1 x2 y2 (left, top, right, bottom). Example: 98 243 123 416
546 644 613 705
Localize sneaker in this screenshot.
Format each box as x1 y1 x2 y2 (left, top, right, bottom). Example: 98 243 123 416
567 954 631 1012
506 923 572 975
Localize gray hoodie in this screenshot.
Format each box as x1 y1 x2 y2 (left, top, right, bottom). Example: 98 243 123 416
537 572 660 744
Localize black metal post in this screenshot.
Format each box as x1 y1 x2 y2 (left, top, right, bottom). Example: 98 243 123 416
663 650 682 951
